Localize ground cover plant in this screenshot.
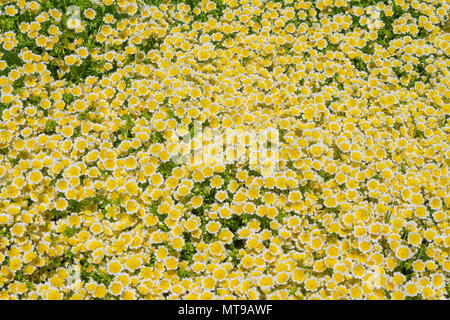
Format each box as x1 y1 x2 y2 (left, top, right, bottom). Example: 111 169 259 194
0 0 449 299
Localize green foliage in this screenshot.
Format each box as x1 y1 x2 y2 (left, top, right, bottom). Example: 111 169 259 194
150 131 165 143
158 160 176 179
396 260 414 281
220 215 243 233
0 102 10 119
298 181 312 195
62 226 78 237
146 254 157 267
63 93 75 105
158 222 170 232
48 208 70 221
275 211 287 224
288 285 299 296
142 0 164 6
413 128 425 139
228 246 240 267
348 0 382 8
351 57 369 73
80 255 113 287
0 226 11 239
177 268 192 279
258 216 271 230
44 119 58 134
316 169 335 182
73 126 82 138
180 241 195 265
119 114 135 139
7 156 19 166
91 270 114 287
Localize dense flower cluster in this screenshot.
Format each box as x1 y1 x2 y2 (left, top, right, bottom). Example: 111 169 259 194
0 0 449 300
